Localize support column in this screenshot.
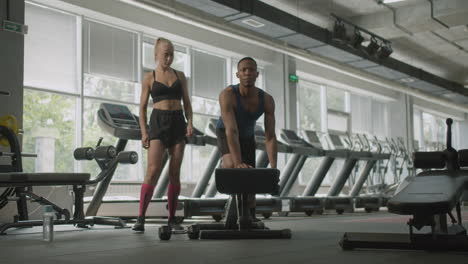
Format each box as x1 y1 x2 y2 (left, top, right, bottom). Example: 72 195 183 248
32 127 59 172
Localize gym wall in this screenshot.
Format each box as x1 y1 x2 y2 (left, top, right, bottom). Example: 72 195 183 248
0 0 24 129
0 0 25 222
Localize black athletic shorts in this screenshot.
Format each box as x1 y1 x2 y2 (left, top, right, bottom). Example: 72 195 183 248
216 128 256 167
149 109 187 148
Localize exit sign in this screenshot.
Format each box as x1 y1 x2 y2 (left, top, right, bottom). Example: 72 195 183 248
2 20 28 35
289 74 299 83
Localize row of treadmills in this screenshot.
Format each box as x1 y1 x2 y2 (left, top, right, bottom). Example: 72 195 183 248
89 103 407 221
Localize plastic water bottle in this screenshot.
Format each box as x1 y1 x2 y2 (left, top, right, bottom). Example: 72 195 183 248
42 205 54 242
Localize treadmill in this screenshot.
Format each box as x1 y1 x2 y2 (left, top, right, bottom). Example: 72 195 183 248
252 126 292 218
275 129 326 216
324 132 372 214
183 118 227 221
351 134 391 212
86 103 206 220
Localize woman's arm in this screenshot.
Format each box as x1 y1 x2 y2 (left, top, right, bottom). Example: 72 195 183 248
139 73 151 148
178 71 193 137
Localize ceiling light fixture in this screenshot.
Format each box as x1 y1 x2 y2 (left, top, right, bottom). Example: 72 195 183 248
241 18 265 28
377 42 393 59
349 30 364 49
366 37 380 57
381 0 406 4
400 77 416 83
332 20 347 42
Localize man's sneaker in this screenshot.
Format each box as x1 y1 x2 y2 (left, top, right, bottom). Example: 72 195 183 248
168 218 184 231
132 216 145 232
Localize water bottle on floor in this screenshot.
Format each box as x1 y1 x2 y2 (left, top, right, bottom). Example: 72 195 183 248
43 205 54 242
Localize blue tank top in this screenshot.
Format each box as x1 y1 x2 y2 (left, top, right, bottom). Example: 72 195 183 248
216 84 265 138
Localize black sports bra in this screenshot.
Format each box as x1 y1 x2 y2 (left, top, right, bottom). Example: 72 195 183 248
151 69 183 103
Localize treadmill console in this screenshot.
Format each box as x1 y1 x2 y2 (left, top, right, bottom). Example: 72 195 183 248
328 134 346 150
254 125 266 140
205 118 218 138
302 130 323 149
102 103 138 128
280 129 304 146
98 103 141 140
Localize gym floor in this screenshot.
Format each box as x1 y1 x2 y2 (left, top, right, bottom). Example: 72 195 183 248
1 210 468 264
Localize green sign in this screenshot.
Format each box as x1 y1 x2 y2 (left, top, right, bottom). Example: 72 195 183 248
289 74 299 83
2 20 28 34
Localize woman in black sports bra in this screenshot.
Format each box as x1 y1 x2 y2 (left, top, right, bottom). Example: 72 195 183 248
133 37 193 232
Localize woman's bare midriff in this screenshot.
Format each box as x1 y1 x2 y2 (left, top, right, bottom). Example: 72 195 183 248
153 99 182 110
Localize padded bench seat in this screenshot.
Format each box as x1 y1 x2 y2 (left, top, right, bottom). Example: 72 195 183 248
0 172 91 187
387 170 468 215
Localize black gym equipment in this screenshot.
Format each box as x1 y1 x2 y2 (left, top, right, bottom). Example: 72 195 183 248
0 123 137 234
248 126 292 219
91 104 236 222
324 131 373 214
87 103 206 221
183 119 227 221
349 134 391 212
340 118 468 251
188 168 292 240
274 129 326 216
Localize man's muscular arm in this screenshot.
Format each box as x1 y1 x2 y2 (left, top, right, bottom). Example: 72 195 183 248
264 94 277 168
219 88 250 168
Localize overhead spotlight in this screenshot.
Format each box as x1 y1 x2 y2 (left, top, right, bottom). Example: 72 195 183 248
366 37 380 57
350 30 364 49
332 20 347 42
377 42 393 59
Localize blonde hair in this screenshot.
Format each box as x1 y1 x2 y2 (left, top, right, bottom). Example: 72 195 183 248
155 37 173 50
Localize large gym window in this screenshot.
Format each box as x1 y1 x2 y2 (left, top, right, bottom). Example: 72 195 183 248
83 20 138 82
327 86 347 113
350 94 388 137
422 112 445 151
22 90 77 173
83 74 140 104
24 3 78 93
192 49 227 100
191 96 220 117
23 3 80 174
296 81 322 186
297 81 321 131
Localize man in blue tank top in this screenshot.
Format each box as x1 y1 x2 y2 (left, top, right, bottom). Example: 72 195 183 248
216 57 278 220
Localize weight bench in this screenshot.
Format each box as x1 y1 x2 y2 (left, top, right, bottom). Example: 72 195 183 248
189 168 292 239
0 145 137 235
340 118 468 251
0 172 127 234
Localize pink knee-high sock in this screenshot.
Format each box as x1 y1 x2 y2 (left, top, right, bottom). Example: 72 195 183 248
167 184 181 220
139 184 155 217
